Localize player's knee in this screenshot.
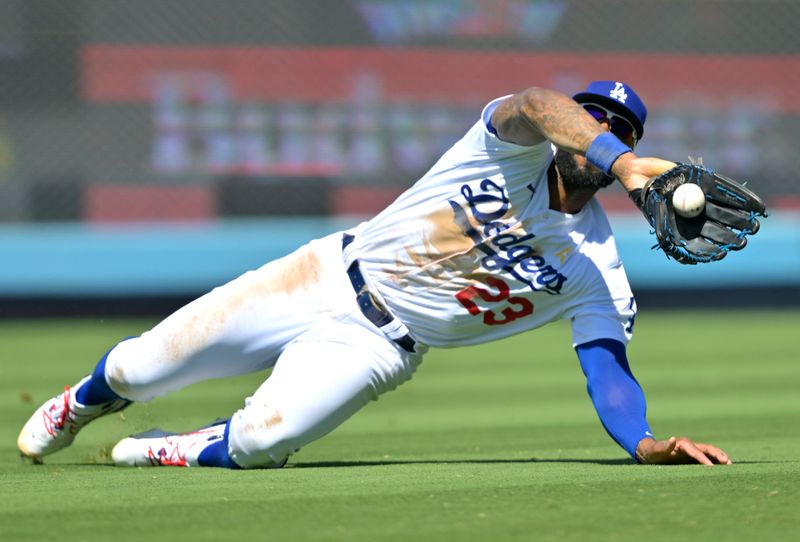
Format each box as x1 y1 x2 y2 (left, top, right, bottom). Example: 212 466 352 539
104 337 155 402
226 403 304 469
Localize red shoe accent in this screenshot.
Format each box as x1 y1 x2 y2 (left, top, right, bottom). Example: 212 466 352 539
146 437 190 467
42 386 72 437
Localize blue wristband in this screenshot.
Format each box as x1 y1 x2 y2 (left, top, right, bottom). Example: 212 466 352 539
586 132 631 175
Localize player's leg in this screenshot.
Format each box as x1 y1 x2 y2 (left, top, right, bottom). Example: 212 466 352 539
228 320 421 468
111 317 423 468
18 233 354 461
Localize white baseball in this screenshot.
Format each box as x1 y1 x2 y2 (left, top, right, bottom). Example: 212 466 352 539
672 183 706 218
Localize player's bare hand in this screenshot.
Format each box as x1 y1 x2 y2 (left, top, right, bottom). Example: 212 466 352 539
635 436 732 466
612 155 676 193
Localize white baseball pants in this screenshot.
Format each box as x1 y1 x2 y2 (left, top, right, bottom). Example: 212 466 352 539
103 232 424 468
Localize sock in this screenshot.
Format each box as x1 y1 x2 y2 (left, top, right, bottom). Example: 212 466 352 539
75 347 126 406
197 420 241 469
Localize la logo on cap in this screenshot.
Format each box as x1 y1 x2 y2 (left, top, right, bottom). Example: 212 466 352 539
572 80 646 139
609 82 628 103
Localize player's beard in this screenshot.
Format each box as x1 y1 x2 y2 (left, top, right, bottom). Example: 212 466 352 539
554 149 615 190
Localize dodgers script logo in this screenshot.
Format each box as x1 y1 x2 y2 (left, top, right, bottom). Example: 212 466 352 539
448 178 567 295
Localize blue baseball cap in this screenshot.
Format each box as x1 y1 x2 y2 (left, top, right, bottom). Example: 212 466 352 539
573 80 647 140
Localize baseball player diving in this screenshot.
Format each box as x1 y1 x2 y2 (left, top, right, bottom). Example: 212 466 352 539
18 81 766 469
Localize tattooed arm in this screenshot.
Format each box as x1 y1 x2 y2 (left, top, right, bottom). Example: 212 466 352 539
490 87 674 192
490 87 602 152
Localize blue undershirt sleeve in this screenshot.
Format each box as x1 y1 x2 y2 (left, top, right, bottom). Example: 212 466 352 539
575 338 653 458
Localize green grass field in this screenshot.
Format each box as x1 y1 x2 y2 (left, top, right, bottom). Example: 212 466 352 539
1 310 799 542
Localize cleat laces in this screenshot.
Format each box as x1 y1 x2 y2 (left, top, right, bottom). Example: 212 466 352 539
42 386 73 437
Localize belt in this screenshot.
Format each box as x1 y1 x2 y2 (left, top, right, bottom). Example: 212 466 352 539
342 233 417 353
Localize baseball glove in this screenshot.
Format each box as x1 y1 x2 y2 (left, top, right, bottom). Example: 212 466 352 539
628 161 767 264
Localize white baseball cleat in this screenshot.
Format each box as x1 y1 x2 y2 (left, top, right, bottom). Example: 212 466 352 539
111 423 226 467
17 376 131 461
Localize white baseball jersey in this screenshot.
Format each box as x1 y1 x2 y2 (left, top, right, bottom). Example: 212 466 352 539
350 96 636 348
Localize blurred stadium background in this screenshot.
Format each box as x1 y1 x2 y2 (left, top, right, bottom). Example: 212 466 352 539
1 0 798 316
